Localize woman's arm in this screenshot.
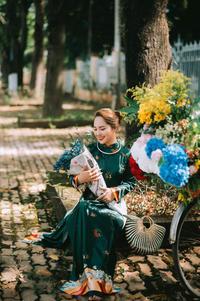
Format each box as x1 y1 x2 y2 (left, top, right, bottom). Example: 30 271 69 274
69 167 101 189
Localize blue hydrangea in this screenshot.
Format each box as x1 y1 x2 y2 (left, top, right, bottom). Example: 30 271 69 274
161 144 188 166
145 137 166 158
53 139 83 171
159 144 189 187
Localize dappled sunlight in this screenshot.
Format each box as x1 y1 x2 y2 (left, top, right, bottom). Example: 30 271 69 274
17 177 46 195
0 117 18 126
30 140 55 148
62 103 94 110
0 145 62 156
1 266 25 283
2 126 92 137
0 200 38 226
0 105 38 113
28 183 46 195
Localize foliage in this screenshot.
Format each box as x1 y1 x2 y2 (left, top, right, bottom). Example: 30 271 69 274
0 0 6 53
124 70 191 126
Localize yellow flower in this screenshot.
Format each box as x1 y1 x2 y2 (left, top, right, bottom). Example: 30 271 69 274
195 159 200 170
178 192 185 202
177 98 187 107
125 69 190 125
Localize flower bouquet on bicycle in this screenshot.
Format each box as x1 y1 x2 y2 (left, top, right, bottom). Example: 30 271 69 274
121 70 200 297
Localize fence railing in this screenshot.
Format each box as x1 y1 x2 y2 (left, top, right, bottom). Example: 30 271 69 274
172 38 200 97
63 39 200 99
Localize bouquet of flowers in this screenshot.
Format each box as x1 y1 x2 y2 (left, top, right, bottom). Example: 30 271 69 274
54 139 127 215
130 134 189 188
54 139 106 196
121 70 200 203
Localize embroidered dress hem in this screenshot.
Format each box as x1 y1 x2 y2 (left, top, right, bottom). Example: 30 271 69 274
59 267 120 296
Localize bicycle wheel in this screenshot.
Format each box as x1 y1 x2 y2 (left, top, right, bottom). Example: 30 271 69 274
172 197 200 297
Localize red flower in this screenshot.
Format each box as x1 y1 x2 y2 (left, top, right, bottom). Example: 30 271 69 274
129 155 146 180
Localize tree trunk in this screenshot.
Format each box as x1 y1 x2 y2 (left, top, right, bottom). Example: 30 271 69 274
122 0 172 140
43 0 67 117
3 0 29 90
4 0 19 75
30 0 44 97
17 0 30 88
1 50 9 87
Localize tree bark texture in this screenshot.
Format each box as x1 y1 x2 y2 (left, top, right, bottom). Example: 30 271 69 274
122 0 172 140
123 0 172 88
30 0 44 95
43 0 67 117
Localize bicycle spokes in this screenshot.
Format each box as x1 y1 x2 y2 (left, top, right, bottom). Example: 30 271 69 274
175 199 200 297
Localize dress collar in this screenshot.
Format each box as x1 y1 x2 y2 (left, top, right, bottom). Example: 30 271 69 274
97 141 121 154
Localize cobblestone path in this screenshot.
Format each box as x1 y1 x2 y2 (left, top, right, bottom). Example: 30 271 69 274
0 127 197 301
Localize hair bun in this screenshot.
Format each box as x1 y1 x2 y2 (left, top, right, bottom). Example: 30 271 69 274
114 111 122 125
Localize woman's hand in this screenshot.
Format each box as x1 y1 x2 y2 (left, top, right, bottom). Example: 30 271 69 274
97 187 115 203
77 167 102 184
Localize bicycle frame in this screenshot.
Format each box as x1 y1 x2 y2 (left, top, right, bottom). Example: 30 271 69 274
169 198 200 244
169 197 200 297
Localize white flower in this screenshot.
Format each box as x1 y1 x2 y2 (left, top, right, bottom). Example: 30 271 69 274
151 149 163 162
130 134 160 174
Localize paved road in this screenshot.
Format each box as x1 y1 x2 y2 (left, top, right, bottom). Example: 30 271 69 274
0 127 197 301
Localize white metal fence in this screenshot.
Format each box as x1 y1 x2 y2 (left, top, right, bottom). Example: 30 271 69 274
62 38 200 101
172 38 200 97
63 51 126 95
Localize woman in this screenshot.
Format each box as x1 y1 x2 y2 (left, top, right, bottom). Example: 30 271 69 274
26 108 135 300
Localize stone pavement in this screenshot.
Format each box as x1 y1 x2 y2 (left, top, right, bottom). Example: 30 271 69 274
0 126 197 301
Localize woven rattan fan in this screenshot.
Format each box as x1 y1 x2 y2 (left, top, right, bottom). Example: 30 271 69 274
124 215 166 255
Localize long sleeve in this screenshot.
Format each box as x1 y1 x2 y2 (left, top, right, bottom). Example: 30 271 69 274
69 175 78 188
69 175 86 193
114 155 135 202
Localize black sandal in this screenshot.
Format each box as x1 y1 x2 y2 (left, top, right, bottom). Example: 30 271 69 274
88 296 102 301
88 291 103 301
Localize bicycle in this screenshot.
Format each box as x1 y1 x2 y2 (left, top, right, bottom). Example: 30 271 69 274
170 196 200 298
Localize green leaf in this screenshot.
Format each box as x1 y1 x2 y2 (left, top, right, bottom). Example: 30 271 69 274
120 96 139 115
120 106 138 114
123 95 135 106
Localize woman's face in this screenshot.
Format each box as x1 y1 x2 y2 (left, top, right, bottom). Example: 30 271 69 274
93 116 117 146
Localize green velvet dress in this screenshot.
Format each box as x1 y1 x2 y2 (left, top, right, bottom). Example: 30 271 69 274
37 142 135 297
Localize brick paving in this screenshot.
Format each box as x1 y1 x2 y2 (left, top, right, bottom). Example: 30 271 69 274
0 126 196 301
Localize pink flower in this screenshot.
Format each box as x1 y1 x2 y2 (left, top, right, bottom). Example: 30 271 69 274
189 165 198 175
137 133 152 146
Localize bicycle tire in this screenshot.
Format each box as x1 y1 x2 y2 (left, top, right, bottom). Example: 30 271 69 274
172 197 200 297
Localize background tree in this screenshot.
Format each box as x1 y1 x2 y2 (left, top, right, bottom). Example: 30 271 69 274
168 0 200 43
123 0 171 88
30 0 44 97
1 0 31 88
42 0 68 117
122 0 172 140
0 0 8 86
